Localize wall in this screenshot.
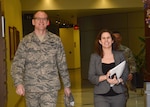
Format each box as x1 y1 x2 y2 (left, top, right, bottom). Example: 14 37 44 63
78 11 144 80
128 11 145 54
3 0 25 106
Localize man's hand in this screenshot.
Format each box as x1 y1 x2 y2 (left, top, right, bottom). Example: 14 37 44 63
128 73 133 81
16 84 25 96
64 87 71 97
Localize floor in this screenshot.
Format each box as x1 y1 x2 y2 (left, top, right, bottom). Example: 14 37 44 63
56 69 146 107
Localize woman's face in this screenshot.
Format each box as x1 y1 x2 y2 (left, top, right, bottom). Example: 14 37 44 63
99 32 114 49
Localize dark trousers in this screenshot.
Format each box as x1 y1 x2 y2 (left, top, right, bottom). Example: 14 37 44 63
94 94 126 107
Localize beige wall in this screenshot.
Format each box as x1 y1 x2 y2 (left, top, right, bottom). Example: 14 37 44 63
128 11 145 54
3 0 25 106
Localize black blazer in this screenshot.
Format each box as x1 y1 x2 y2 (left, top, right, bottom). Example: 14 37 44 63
88 51 129 94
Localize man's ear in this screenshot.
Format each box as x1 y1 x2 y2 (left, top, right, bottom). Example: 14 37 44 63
47 20 50 26
32 19 35 26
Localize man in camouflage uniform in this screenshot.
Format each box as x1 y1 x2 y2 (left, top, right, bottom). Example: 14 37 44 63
11 11 71 107
113 31 137 101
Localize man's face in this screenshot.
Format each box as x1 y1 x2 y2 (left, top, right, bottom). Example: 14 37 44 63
113 33 122 45
32 11 49 30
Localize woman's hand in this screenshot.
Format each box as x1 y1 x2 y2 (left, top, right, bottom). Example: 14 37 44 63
107 75 119 85
99 74 109 82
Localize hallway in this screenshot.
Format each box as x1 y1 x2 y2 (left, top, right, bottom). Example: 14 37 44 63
56 69 145 107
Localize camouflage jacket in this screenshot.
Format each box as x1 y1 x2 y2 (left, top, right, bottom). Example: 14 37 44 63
11 31 71 92
118 44 137 74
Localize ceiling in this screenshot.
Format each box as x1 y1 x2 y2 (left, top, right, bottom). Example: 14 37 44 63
48 8 143 17
22 7 143 25
23 7 143 18
21 0 143 25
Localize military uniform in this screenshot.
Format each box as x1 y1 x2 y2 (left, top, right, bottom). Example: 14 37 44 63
118 45 136 75
11 31 71 107
118 44 137 100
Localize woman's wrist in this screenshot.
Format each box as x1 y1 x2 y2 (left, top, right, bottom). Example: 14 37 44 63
99 75 107 82
105 75 107 80
117 78 123 85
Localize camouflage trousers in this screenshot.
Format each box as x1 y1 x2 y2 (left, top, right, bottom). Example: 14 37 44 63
25 91 58 107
